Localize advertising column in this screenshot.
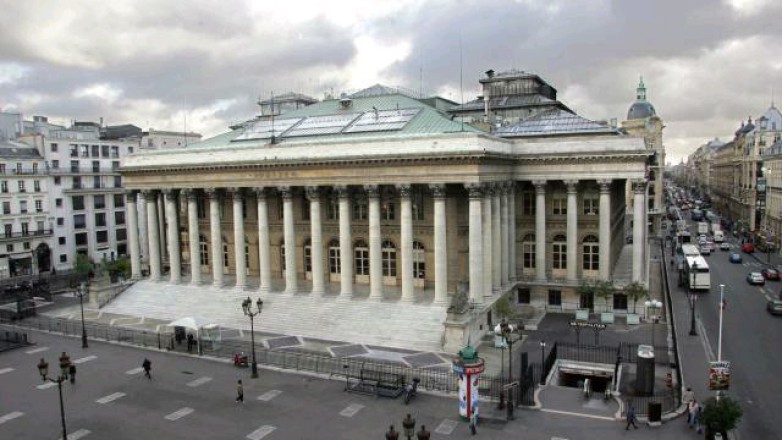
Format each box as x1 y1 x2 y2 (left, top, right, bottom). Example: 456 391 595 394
452 345 485 421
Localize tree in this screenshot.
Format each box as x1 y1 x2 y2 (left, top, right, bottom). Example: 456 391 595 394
103 257 131 282
74 254 93 281
623 282 649 314
701 396 742 439
494 294 515 321
593 280 615 313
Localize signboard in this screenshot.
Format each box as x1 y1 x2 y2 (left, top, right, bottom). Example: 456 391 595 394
708 361 730 391
568 321 607 329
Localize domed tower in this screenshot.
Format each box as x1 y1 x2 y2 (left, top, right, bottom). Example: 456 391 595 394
622 76 665 240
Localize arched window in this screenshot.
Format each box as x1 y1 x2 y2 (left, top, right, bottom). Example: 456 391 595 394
354 240 369 276
413 241 425 279
521 234 535 269
382 240 397 277
353 197 368 220
552 234 566 270
199 234 209 266
582 235 599 271
328 239 340 274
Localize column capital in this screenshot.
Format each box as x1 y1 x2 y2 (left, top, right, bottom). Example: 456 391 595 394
204 188 221 199
364 184 380 198
141 189 157 199
228 187 244 199
532 180 547 193
429 183 446 199
597 179 612 193
125 190 138 202
632 179 648 194
181 188 198 200
564 180 579 194
396 183 412 198
504 181 516 193
279 185 294 199
464 183 483 199
253 187 267 199
483 182 496 196
306 186 321 200
161 188 178 197
334 185 350 199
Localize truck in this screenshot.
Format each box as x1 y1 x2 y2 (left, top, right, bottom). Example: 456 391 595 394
697 222 709 235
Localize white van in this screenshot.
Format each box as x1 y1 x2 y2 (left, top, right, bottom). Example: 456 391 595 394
713 230 724 243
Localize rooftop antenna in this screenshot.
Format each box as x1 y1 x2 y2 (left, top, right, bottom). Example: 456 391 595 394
419 66 423 99
772 86 776 108
183 101 188 147
270 91 276 144
459 32 464 132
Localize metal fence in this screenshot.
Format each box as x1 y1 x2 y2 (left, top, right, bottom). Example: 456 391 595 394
554 341 670 366
0 324 31 352
621 391 679 417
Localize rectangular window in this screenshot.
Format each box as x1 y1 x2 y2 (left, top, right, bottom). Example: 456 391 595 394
6 244 13 252
51 143 58 152
112 160 120 170
1 181 7 193
128 146 134 154
522 242 535 268
116 228 127 241
91 145 100 157
18 180 25 192
21 223 29 235
353 197 368 220
19 200 27 214
72 196 85 210
113 194 125 208
411 189 425 221
23 241 30 250
75 232 88 246
73 176 82 189
92 161 100 172
34 180 40 192
102 145 109 157
381 200 395 220
15 162 21 173
583 196 599 215
114 211 125 225
80 144 89 158
613 293 628 311
552 242 566 269
551 195 566 215
113 176 121 187
328 197 339 220
57 217 64 226
111 146 119 158
548 289 562 306
74 214 86 229
34 221 42 234
32 162 38 173
517 288 531 304
94 195 105 209
4 225 12 238
522 191 535 216
59 237 66 245
2 201 10 214
35 199 42 212
60 254 67 263
54 176 61 185
93 176 101 188
70 144 78 157
70 160 79 172
52 160 59 169
95 212 106 227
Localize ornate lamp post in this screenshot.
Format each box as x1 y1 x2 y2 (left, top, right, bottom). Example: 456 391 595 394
75 282 88 348
37 358 68 439
241 297 263 378
689 294 698 336
644 299 662 348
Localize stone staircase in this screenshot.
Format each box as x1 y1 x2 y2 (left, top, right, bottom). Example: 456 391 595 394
611 244 634 286
101 280 448 352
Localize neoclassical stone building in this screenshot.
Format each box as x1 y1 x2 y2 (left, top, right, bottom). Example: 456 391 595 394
119 88 652 351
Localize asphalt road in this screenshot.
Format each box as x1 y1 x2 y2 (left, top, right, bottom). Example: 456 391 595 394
677 224 782 440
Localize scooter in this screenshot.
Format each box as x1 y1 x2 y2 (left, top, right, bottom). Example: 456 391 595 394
233 352 249 368
404 377 420 405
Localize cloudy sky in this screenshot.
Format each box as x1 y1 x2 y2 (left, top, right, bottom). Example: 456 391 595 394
1 0 780 163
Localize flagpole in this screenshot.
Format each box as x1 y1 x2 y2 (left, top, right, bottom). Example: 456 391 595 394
718 283 724 361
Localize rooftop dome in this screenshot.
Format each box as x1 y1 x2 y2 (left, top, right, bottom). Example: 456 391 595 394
626 76 657 120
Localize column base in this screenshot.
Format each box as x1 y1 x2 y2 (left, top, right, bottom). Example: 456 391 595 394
190 280 202 286
400 296 415 304
234 284 248 291
311 289 325 296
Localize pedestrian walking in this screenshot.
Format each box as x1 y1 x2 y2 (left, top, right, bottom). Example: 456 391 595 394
625 403 639 430
402 413 415 440
688 400 700 429
186 333 194 353
416 425 431 440
695 404 704 434
68 364 76 384
142 358 152 379
236 379 244 403
59 352 71 380
385 425 399 440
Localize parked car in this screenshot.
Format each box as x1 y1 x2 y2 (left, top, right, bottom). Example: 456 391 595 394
762 268 780 281
729 252 743 264
742 243 755 253
747 272 765 285
767 299 782 315
719 242 731 251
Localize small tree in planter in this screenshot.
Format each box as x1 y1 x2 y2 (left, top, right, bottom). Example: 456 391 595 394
104 258 131 283
702 395 742 439
494 294 516 322
593 280 615 313
623 282 649 314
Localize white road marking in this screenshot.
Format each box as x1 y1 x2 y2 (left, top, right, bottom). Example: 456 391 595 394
0 368 14 375
339 403 364 417
0 411 24 425
72 355 97 364
257 390 282 401
60 428 91 439
246 425 276 440
96 392 126 404
434 419 458 435
37 382 57 390
125 367 144 375
164 407 194 421
540 408 616 421
25 346 49 354
551 437 570 440
186 376 212 387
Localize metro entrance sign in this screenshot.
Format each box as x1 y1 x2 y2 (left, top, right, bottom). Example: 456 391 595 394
568 320 608 345
708 361 731 391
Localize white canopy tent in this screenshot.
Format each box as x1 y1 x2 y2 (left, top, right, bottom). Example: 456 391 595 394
166 316 220 344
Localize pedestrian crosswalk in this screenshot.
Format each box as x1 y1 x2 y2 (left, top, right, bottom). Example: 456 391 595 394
0 411 23 425
164 407 194 421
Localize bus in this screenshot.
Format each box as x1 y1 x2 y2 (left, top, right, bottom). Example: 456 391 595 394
680 244 701 258
683 256 710 291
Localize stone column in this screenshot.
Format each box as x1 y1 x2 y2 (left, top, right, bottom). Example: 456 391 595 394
366 185 383 300
632 179 646 282
508 183 517 282
206 188 223 287
254 188 271 293
492 187 502 293
138 192 149 270
399 184 414 302
307 187 325 295
280 186 297 293
482 186 494 297
337 186 353 297
183 189 201 285
431 184 448 304
144 190 161 281
163 189 181 283
598 179 612 281
126 191 141 279
231 188 247 289
466 183 484 304
533 180 547 282
157 192 166 265
565 180 578 281
500 183 510 287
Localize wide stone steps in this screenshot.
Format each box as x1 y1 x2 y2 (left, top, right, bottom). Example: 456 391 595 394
102 280 448 352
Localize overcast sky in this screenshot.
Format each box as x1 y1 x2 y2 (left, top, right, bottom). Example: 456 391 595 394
1 0 781 163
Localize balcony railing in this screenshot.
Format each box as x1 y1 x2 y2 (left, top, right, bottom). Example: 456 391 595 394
0 168 45 176
50 166 120 175
0 229 54 241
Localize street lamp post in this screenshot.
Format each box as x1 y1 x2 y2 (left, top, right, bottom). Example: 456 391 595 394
689 294 698 336
37 358 68 440
539 340 546 385
241 297 263 378
75 282 88 348
644 299 662 348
